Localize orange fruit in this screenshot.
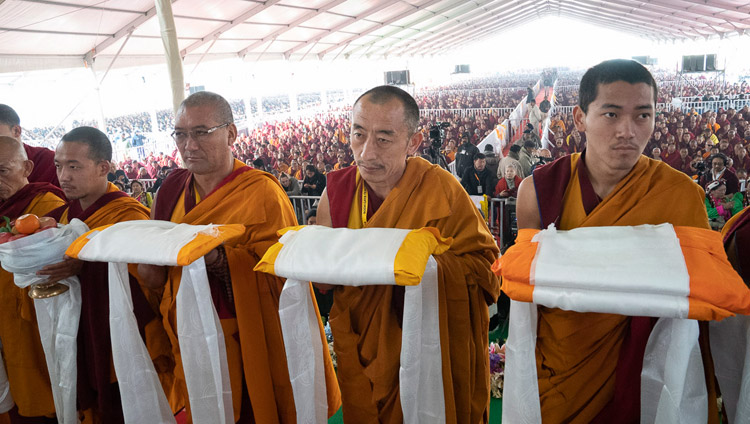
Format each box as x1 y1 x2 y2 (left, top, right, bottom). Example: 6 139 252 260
14 214 40 235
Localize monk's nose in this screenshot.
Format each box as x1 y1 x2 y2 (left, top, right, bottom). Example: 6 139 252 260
617 117 636 139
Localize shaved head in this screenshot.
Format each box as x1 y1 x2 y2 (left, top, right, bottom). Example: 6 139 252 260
0 136 33 201
0 136 27 160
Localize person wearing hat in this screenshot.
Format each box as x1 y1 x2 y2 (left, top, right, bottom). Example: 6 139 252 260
460 152 495 196
518 139 537 178
705 179 743 230
700 153 740 194
483 144 500 177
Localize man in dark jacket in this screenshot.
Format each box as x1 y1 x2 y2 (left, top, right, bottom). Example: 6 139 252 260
455 133 479 178
461 153 496 196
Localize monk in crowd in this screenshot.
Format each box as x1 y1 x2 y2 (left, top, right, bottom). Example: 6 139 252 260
0 137 65 423
35 127 175 423
514 59 719 422
317 85 500 423
0 105 59 187
138 91 339 423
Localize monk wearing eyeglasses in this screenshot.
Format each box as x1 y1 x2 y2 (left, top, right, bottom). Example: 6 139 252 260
138 91 339 423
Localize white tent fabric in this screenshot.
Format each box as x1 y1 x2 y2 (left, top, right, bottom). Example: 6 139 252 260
2 0 749 73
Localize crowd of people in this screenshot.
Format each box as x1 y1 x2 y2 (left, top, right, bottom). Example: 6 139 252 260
2 59 750 423
17 70 750 233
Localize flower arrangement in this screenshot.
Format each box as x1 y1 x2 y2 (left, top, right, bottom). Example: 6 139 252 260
489 342 505 399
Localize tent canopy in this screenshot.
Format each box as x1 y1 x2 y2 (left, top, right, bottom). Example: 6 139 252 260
1 0 749 73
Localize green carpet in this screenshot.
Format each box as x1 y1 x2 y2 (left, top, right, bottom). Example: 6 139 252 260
329 318 508 423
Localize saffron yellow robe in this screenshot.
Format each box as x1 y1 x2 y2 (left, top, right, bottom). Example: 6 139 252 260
531 154 716 423
156 160 340 423
327 157 500 423
0 190 65 420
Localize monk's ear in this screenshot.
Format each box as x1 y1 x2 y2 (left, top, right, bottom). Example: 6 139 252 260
573 105 587 133
226 123 237 147
97 160 110 177
406 131 423 156
21 159 34 179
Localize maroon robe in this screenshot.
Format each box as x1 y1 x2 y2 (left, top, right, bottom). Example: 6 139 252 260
0 182 64 218
47 192 154 424
23 144 59 187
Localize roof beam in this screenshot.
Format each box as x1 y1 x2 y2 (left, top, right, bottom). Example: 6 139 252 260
0 27 113 37
16 0 143 15
359 0 519 58
282 0 402 56
180 0 283 58
342 0 499 58
555 10 672 40
423 14 538 56
676 0 750 15
409 8 540 57
588 0 736 31
376 0 534 58
237 0 347 57
317 0 444 58
590 0 740 32
560 1 694 38
384 1 535 57
558 7 674 38
92 1 177 57
646 0 750 24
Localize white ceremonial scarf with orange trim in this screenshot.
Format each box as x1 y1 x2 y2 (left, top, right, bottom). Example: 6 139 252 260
67 220 244 424
494 223 750 424
255 225 451 424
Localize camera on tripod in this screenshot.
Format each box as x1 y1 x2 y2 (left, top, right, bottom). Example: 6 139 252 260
429 121 451 149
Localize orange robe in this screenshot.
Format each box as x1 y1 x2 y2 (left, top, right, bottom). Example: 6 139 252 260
0 186 65 421
325 158 500 423
528 153 716 423
153 159 339 423
50 183 175 422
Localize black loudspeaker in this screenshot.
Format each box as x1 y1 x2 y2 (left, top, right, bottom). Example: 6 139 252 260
682 55 692 72
454 64 470 73
384 70 410 85
692 55 705 72
706 54 716 71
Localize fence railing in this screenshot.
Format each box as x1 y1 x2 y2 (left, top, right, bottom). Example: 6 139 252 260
287 195 321 224
420 108 514 118
418 86 528 96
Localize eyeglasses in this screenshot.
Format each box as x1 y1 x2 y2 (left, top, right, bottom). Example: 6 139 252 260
171 123 230 142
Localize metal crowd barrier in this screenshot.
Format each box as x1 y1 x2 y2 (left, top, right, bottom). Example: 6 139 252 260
488 197 518 251
287 195 321 224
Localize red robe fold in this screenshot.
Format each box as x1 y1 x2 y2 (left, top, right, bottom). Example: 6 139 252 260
48 184 153 423
23 144 59 187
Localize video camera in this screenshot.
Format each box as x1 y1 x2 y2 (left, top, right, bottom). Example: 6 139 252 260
429 121 451 149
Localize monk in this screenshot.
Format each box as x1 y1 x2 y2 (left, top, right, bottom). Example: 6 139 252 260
0 137 65 424
36 127 174 424
316 85 500 423
513 59 718 423
137 91 339 423
0 105 59 187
